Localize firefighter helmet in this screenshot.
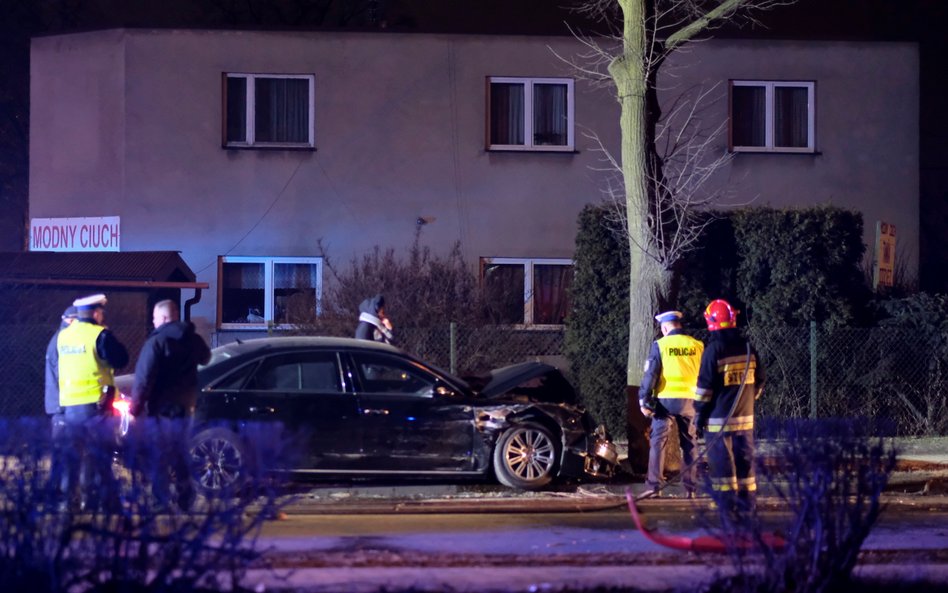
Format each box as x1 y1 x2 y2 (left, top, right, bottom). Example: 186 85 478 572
704 299 739 331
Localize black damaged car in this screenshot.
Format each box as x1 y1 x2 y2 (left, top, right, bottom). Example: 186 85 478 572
119 337 618 494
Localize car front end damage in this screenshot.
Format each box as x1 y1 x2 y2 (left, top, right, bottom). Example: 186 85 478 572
474 403 618 481
557 414 619 480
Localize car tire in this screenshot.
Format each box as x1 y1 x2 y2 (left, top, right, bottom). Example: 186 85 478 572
189 427 250 497
493 422 559 490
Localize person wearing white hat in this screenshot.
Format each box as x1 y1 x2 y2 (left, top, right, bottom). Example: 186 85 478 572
56 293 129 508
637 310 704 498
57 293 129 419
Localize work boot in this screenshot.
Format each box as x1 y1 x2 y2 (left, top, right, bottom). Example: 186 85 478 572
638 486 662 499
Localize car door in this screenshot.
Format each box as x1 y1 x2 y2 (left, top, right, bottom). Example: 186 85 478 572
348 351 477 473
208 350 363 470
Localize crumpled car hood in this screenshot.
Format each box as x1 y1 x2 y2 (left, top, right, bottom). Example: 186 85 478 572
465 361 577 405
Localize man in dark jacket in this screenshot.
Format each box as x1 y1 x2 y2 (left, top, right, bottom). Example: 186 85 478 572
45 305 77 432
355 294 394 344
132 299 210 510
695 299 765 512
131 299 211 418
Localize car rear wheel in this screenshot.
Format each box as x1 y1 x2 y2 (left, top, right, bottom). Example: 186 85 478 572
189 427 249 496
493 422 558 490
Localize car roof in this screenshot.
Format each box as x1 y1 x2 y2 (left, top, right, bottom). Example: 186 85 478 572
203 336 406 370
213 336 401 355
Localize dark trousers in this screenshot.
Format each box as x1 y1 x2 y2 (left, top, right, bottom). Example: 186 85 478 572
60 403 111 508
707 428 756 506
143 413 196 510
647 411 698 492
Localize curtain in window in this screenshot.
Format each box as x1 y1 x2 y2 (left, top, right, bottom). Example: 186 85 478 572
255 78 309 143
774 86 809 148
490 83 524 145
533 84 567 146
534 265 572 324
225 77 247 143
484 263 525 324
222 262 265 323
731 85 766 147
274 263 318 324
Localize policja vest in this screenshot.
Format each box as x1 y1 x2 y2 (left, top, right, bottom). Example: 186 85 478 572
58 321 114 407
654 333 703 401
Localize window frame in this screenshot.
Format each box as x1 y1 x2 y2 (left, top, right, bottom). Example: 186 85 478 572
222 72 316 149
486 77 575 152
481 257 573 328
217 255 323 330
729 80 816 153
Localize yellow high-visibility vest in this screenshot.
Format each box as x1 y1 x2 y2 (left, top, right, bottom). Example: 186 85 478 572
655 333 703 400
58 321 113 406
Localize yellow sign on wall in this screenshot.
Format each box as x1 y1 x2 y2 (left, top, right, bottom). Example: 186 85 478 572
874 221 896 290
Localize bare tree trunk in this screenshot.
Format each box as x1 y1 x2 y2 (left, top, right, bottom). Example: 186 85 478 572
610 0 658 387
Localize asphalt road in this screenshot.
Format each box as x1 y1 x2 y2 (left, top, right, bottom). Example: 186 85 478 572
242 499 948 592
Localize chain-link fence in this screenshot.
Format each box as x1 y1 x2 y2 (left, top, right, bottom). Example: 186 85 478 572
746 324 948 436
5 321 945 436
1 323 150 418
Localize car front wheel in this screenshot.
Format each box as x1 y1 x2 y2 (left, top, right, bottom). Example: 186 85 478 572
189 427 249 496
493 422 558 490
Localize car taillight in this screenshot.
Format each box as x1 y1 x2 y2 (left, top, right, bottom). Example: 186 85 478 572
113 398 131 415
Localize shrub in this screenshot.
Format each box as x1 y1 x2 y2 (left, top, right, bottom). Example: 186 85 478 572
564 204 629 437
0 417 290 593
732 206 869 329
700 419 898 593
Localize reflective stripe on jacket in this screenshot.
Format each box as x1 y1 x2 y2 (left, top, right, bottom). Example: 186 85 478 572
58 321 112 406
655 333 704 401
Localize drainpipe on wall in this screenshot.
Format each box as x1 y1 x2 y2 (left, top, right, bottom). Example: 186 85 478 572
184 288 203 321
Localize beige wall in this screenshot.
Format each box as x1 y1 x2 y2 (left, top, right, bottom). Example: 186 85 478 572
660 40 919 271
29 30 919 333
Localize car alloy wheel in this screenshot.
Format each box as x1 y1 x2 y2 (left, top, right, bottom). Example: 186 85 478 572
493 422 558 490
189 427 247 495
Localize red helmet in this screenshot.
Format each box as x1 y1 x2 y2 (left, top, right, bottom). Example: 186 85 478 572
704 299 739 331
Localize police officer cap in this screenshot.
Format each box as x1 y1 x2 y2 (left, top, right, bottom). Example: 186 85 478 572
73 293 107 310
654 310 683 323
61 306 78 320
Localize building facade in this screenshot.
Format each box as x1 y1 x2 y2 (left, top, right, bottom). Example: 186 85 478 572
29 29 919 341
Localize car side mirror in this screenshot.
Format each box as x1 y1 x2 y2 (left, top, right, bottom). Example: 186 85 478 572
435 385 456 397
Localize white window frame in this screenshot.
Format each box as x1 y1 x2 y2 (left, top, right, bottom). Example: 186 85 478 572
487 77 575 152
482 257 573 327
219 255 323 329
730 80 815 153
224 73 316 148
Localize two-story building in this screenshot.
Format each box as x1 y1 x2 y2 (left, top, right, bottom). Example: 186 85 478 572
28 28 918 343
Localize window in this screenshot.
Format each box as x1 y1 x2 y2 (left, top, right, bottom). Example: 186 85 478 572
487 77 574 151
730 81 815 153
481 258 573 326
218 256 322 328
352 353 436 397
244 353 342 393
224 73 315 148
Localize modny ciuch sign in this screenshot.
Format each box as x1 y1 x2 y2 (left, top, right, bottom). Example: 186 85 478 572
30 216 121 252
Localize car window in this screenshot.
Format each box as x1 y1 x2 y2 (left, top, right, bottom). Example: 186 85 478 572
351 353 436 397
244 352 342 393
207 361 258 391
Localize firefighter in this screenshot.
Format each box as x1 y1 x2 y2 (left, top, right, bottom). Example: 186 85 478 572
695 299 765 511
638 310 704 498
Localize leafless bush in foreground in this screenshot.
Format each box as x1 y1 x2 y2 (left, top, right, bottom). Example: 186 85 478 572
0 417 291 593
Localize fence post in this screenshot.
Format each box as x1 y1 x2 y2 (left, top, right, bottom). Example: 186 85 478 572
809 320 818 418
449 321 457 375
